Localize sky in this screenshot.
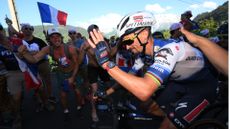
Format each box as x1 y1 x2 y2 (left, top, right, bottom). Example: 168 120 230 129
0 0 228 33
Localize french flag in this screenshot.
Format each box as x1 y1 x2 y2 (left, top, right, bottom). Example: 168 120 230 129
37 2 68 26
13 40 42 91
14 54 41 91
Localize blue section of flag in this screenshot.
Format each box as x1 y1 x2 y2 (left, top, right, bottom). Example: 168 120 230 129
37 2 52 23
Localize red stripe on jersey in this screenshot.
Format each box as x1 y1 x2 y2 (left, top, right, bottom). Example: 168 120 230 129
183 99 209 123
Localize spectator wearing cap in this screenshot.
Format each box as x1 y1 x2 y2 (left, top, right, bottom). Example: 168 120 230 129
67 28 85 49
200 29 209 38
6 19 51 102
169 22 184 42
200 29 221 44
18 28 80 117
19 23 56 112
152 31 165 39
67 28 88 110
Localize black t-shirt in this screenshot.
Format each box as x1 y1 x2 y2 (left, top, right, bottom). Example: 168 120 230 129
25 36 47 50
0 45 20 71
25 36 48 64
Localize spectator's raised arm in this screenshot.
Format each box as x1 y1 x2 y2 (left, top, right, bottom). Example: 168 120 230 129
181 27 228 76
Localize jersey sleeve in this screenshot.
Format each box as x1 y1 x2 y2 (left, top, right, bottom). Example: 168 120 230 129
146 42 184 85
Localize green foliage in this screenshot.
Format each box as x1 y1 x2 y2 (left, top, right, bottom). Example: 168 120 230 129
162 30 170 39
194 1 228 24
33 25 88 43
197 18 219 36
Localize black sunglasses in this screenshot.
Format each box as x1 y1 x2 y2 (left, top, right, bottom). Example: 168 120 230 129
121 28 145 46
24 27 33 31
69 32 76 35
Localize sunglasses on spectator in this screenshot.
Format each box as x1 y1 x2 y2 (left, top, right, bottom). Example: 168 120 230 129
69 32 76 35
122 28 145 46
23 27 33 31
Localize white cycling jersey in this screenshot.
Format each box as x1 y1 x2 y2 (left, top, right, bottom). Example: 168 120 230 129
147 41 205 84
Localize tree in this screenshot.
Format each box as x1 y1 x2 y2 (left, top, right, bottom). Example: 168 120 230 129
198 18 218 37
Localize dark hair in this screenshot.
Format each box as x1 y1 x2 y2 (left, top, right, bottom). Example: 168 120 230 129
76 32 82 39
0 24 3 31
217 22 228 36
152 31 164 39
87 24 99 34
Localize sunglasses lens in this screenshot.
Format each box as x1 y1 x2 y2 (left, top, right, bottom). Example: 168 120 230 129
69 32 76 35
24 27 32 30
122 39 134 46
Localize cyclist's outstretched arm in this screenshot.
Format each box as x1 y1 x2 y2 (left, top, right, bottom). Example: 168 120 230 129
87 29 160 101
181 27 228 76
104 65 159 101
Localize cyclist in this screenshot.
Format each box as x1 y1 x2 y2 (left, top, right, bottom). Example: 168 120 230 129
87 11 218 129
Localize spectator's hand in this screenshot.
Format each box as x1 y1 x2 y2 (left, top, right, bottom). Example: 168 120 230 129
180 27 199 46
5 17 12 25
83 41 91 51
68 76 75 87
87 29 109 66
17 45 28 55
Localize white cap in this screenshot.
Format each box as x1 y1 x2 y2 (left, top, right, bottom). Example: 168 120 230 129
200 29 209 36
47 28 61 36
20 23 33 30
170 23 183 31
209 36 220 43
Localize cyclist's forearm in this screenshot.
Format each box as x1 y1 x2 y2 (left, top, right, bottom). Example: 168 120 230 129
107 65 158 101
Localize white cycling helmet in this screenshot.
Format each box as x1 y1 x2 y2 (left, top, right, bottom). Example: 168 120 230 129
117 11 156 37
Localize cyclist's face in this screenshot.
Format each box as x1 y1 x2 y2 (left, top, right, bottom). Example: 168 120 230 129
123 33 138 54
122 28 146 54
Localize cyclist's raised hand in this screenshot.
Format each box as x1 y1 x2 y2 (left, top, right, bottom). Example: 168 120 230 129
87 29 110 66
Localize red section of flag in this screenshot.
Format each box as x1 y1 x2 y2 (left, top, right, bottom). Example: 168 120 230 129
24 71 41 91
57 10 68 26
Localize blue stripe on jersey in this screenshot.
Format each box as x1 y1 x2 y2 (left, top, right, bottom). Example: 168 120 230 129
147 64 171 83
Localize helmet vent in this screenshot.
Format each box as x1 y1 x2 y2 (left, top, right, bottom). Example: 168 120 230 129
120 17 130 31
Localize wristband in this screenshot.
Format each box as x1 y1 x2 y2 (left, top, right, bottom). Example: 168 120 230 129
103 61 116 71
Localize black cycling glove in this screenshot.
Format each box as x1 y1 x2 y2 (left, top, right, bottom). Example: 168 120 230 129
95 41 109 66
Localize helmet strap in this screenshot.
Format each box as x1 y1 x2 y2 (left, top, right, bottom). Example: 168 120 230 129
136 27 151 55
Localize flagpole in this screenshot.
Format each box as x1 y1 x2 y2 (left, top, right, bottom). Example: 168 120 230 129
41 22 48 41
8 0 20 31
